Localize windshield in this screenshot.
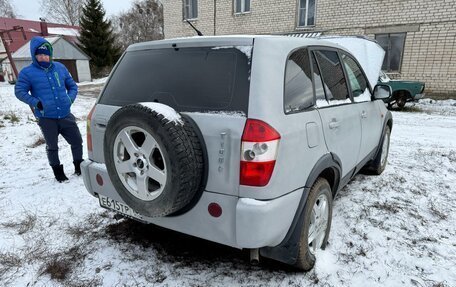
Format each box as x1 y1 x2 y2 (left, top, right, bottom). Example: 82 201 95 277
100 46 252 114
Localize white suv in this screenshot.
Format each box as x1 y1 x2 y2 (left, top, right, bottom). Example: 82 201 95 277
82 35 392 270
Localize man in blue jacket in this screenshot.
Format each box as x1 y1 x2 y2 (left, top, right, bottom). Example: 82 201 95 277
15 36 83 182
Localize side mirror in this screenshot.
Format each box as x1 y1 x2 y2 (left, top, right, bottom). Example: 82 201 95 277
373 84 392 100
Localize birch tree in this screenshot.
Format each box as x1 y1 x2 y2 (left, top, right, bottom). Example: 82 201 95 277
0 0 16 18
112 0 163 52
40 0 83 25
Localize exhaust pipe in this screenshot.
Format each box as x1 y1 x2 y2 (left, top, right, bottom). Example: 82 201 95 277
249 249 259 265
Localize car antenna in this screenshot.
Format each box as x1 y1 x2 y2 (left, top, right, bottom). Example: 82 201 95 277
185 20 203 36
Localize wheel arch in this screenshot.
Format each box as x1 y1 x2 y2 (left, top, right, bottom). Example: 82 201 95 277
393 89 412 99
260 153 341 265
386 110 393 131
365 110 393 170
305 153 341 197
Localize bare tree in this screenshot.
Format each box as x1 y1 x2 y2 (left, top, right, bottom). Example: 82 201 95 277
40 0 83 25
112 0 163 52
0 0 16 18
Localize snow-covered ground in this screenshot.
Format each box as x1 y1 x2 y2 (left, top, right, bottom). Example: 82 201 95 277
0 82 455 287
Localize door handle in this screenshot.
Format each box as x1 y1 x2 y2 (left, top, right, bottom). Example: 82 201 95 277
96 123 107 129
329 120 340 129
94 117 108 130
361 111 367 118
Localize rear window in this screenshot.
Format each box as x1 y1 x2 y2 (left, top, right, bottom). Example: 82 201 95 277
99 46 252 113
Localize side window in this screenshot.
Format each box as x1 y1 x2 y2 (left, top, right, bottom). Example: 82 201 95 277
341 53 370 102
284 48 314 113
183 0 198 20
310 52 327 107
313 50 350 105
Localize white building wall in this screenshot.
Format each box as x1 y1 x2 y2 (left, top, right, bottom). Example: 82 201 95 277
76 60 91 82
164 0 456 96
2 60 30 82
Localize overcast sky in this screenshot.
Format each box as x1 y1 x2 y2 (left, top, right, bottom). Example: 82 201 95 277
10 0 136 22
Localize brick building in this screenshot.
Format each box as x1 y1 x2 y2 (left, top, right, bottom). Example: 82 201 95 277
163 0 456 97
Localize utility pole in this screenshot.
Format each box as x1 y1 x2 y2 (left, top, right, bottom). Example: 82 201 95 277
0 25 27 80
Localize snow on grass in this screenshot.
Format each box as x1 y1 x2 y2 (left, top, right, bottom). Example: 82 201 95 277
77 77 108 86
0 82 455 286
414 98 456 116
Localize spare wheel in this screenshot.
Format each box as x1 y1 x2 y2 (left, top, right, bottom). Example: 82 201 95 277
104 103 204 217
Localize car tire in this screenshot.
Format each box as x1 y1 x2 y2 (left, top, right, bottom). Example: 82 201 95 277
362 125 391 175
104 104 204 217
295 178 333 271
395 92 407 109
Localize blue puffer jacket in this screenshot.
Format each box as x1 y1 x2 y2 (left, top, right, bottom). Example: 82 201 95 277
14 37 78 119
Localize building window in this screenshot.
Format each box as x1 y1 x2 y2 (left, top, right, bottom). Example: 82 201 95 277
375 33 406 72
235 0 251 14
183 0 198 20
298 0 316 27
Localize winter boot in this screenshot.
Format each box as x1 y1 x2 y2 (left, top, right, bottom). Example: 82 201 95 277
74 160 83 176
52 165 69 182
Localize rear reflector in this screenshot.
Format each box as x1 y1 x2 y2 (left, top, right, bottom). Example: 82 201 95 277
240 119 280 187
240 161 276 187
96 174 103 186
208 203 222 217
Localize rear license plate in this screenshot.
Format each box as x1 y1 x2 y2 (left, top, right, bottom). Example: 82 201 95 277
99 195 144 220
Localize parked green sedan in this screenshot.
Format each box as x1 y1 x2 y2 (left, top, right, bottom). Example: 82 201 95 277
379 71 425 109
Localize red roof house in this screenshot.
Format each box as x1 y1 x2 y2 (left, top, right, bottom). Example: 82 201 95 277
0 17 80 57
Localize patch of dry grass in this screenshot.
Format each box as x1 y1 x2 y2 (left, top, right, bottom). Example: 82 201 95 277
429 202 448 220
27 136 46 148
371 201 402 214
2 214 37 235
40 246 86 281
3 112 20 123
401 106 424 113
0 252 22 279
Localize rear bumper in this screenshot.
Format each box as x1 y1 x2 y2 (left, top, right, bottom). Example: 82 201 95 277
82 160 303 249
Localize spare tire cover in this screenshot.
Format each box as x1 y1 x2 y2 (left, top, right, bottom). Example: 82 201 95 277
104 104 204 217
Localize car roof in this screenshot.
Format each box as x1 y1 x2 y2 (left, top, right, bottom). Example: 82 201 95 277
126 35 347 52
126 35 384 90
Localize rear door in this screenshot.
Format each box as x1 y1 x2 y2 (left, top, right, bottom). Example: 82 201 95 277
312 49 361 178
340 52 382 161
95 44 253 197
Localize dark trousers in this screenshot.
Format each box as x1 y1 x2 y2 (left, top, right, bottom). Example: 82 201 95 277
38 113 83 167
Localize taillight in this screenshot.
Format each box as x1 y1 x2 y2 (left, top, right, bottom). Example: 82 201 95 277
240 119 280 187
87 105 96 152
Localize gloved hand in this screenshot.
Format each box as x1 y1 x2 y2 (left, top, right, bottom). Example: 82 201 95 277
37 101 43 111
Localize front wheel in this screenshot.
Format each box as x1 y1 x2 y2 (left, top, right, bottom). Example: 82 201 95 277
362 125 391 175
295 178 333 271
